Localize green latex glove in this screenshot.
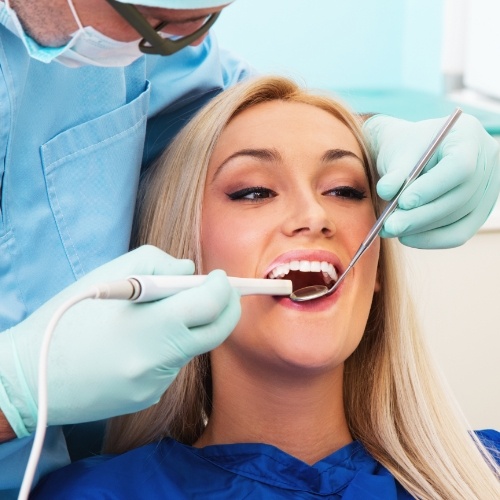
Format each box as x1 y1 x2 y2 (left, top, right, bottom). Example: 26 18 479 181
364 113 500 248
0 246 241 437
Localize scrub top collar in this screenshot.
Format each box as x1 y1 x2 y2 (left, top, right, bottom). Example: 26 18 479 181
176 439 410 497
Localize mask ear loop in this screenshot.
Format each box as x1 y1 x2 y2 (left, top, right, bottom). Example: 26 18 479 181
67 0 85 33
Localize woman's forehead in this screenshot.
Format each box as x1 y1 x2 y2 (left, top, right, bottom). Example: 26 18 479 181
215 100 362 157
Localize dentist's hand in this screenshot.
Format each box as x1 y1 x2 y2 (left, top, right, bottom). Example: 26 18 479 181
364 113 500 248
0 246 241 437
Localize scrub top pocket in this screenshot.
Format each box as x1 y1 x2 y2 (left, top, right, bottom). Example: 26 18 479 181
41 81 151 281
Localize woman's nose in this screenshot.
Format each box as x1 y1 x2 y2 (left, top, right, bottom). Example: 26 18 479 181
281 194 336 238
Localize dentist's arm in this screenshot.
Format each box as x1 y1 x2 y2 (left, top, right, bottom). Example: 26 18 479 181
363 113 500 248
0 245 241 437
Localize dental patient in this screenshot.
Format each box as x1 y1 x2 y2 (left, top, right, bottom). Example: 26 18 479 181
33 76 500 499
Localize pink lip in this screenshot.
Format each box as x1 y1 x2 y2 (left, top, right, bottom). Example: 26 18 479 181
263 249 345 312
275 288 342 311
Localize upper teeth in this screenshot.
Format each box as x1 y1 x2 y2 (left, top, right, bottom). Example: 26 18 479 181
267 260 338 282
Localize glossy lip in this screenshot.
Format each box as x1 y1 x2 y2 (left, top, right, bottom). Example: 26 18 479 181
263 249 346 311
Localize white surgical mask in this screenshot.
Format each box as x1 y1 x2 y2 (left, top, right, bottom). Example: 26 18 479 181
0 0 143 68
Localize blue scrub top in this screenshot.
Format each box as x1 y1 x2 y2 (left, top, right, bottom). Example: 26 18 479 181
32 439 412 499
31 430 500 499
0 25 252 331
0 18 253 496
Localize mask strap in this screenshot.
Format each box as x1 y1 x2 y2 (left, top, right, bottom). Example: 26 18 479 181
67 0 85 31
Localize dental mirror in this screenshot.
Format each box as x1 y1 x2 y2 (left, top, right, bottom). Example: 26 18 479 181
290 107 463 303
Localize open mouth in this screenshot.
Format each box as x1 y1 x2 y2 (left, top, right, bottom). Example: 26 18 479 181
266 260 338 294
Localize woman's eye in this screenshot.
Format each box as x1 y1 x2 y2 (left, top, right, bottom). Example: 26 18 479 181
324 186 367 200
227 186 277 201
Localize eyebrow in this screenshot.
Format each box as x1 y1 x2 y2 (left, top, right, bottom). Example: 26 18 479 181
212 148 282 180
212 147 364 180
321 149 364 165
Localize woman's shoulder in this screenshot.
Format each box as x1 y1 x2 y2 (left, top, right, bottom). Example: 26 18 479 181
32 439 181 499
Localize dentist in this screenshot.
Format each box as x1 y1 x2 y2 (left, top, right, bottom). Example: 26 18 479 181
0 0 498 495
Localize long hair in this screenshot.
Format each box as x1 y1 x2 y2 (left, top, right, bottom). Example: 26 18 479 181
104 76 500 499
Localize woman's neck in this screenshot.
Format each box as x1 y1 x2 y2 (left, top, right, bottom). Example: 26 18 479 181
194 354 352 465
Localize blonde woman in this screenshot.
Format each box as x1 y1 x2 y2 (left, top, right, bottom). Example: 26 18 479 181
33 76 500 499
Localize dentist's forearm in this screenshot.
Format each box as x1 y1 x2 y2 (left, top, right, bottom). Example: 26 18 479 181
0 411 16 442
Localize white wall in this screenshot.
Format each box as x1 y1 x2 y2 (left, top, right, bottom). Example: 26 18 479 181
215 0 409 90
216 0 444 92
402 229 500 430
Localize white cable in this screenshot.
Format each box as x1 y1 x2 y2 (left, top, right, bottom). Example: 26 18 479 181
18 278 137 499
17 275 290 497
18 288 98 500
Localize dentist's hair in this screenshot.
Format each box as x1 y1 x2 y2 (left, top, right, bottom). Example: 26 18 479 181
105 76 500 499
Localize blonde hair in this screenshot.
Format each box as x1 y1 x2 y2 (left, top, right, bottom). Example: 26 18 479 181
105 76 500 499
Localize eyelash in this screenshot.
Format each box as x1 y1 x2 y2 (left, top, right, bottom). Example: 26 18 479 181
227 186 277 201
227 185 367 202
324 186 367 200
